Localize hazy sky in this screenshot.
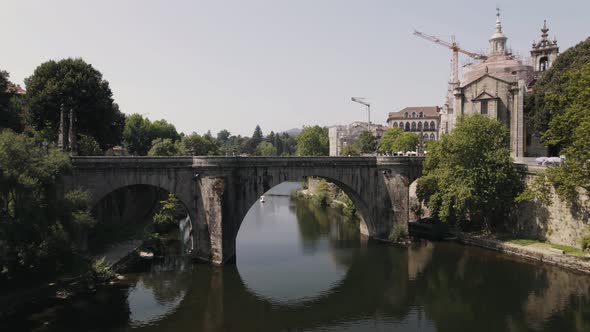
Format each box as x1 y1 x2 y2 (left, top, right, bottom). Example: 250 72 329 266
2 0 588 136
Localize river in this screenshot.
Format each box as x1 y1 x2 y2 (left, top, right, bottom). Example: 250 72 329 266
5 182 590 331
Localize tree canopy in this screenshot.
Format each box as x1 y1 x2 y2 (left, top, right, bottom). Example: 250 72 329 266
354 131 376 154
24 58 125 149
148 138 185 156
525 37 590 152
255 141 277 156
0 129 94 281
378 128 418 154
123 114 180 155
416 114 523 228
0 70 23 132
296 126 329 156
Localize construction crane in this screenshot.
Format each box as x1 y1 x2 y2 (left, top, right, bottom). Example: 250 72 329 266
413 30 487 85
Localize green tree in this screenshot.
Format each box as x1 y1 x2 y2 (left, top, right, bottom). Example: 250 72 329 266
216 129 231 145
340 144 360 156
123 113 152 155
148 138 185 156
354 130 376 153
0 70 24 132
0 130 95 281
245 125 264 154
182 133 219 156
525 37 590 151
24 58 125 149
296 126 329 156
416 114 523 228
255 141 277 156
153 193 184 233
392 132 419 153
378 128 417 154
150 119 180 142
78 134 103 156
123 114 181 156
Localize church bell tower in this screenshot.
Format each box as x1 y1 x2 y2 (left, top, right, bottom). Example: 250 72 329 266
530 20 559 74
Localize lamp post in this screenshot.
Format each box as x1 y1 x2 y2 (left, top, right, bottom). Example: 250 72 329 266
351 97 371 132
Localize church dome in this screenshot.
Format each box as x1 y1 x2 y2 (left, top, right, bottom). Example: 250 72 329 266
461 55 534 86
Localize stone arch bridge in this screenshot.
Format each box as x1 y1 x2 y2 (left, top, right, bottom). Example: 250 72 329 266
63 156 423 264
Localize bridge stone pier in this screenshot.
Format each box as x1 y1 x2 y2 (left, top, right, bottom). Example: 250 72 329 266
63 157 423 265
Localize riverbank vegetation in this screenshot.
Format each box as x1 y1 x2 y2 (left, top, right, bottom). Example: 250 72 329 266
0 130 96 286
525 38 590 205
416 114 523 230
294 178 360 222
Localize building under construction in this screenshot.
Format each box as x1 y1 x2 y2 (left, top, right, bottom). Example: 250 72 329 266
415 10 558 158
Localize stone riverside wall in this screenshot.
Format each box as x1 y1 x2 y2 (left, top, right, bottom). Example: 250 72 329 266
458 234 590 274
407 165 589 248
511 168 589 249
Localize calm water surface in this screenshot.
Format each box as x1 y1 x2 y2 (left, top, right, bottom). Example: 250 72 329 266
7 182 590 331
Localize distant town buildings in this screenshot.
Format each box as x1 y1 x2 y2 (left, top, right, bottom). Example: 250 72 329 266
329 122 385 156
387 106 440 142
330 12 559 158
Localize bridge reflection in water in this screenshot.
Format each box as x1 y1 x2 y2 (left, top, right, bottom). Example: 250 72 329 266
13 186 590 332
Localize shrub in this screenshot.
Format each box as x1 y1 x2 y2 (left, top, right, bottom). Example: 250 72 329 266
91 257 113 281
581 228 590 251
388 223 408 242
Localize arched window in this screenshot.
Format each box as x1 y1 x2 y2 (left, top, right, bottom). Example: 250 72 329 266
412 112 416 118
430 133 435 140
411 122 416 131
417 122 422 131
540 56 549 71
392 122 398 128
419 112 424 118
405 122 410 131
404 112 409 118
423 133 429 141
424 121 429 130
430 121 436 130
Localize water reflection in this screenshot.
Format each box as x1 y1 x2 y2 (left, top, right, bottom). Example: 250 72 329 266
5 182 590 332
236 195 357 304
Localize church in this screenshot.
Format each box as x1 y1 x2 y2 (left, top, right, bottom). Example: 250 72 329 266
439 11 559 158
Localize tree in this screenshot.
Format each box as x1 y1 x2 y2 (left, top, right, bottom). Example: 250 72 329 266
0 130 95 281
340 144 360 156
181 133 219 156
123 114 152 155
216 129 231 145
78 134 103 156
525 37 590 152
123 114 181 156
524 38 590 203
296 126 329 156
354 131 376 154
378 128 418 154
245 125 264 154
255 141 277 156
392 132 419 153
148 138 185 156
0 70 24 132
150 119 180 142
416 114 523 228
24 58 125 149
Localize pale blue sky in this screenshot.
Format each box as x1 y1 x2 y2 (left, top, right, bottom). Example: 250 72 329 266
1 0 588 136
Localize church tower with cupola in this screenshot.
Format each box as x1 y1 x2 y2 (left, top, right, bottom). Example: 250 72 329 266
530 20 559 74
489 9 508 56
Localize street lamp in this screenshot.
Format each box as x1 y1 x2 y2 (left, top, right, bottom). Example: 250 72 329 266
351 97 371 132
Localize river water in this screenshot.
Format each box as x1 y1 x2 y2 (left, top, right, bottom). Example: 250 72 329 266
6 182 590 331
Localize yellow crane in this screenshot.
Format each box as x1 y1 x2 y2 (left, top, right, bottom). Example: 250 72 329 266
413 30 487 85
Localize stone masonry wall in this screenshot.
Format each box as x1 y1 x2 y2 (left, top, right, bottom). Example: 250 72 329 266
511 174 589 249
